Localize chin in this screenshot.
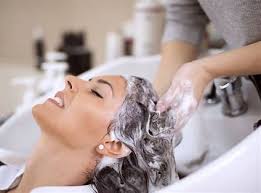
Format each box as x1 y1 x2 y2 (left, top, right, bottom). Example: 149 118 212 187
32 101 71 146
32 103 47 129
32 101 60 132
32 103 43 121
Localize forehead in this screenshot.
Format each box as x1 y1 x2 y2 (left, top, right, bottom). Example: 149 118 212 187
92 75 127 97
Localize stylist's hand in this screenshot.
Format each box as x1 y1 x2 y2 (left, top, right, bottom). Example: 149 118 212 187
157 60 213 131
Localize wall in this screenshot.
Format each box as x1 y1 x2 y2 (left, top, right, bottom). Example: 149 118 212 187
0 0 134 66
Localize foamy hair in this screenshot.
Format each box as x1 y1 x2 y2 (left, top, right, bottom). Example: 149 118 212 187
93 76 179 193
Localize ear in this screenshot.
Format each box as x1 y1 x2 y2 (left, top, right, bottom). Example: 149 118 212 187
96 135 131 158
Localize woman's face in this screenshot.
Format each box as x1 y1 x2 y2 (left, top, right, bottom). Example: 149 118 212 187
32 75 127 150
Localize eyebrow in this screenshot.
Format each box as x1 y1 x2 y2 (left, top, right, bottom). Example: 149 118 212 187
89 78 114 96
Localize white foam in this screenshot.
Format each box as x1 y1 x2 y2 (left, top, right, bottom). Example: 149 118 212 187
96 156 118 172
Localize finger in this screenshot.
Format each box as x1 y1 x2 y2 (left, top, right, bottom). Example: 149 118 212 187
157 86 177 112
156 99 168 112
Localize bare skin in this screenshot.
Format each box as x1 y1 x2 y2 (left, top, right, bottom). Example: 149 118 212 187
157 41 261 130
8 135 99 193
8 75 131 193
153 40 198 95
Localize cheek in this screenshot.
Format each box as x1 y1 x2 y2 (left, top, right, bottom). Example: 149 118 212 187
33 95 117 150
56 101 113 149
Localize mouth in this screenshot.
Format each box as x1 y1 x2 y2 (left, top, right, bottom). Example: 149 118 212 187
47 91 65 108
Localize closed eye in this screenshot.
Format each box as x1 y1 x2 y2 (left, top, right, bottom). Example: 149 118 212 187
91 89 103 99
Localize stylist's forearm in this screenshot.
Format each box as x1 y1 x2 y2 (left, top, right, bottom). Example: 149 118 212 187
200 41 261 79
153 40 198 95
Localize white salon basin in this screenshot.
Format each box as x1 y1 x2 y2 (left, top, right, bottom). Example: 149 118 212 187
175 78 261 176
158 127 261 192
0 56 260 192
168 76 261 192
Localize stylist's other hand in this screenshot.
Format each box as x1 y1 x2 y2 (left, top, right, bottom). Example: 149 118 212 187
157 61 212 131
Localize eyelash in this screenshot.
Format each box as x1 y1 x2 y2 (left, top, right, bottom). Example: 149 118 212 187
91 89 103 99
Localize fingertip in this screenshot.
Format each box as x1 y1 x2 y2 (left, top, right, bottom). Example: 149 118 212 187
156 100 167 112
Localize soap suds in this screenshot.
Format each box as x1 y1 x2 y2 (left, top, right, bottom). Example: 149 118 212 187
158 80 198 132
94 76 179 193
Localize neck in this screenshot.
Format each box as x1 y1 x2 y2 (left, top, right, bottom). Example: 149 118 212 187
12 134 98 193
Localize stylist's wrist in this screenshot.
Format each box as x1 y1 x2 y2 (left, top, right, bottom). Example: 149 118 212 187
194 59 214 84
197 57 217 82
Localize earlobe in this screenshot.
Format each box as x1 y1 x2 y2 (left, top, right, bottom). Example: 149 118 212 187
95 135 111 156
96 140 131 158
98 144 104 150
96 143 107 156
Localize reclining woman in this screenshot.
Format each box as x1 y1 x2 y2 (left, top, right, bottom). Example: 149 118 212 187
0 75 179 193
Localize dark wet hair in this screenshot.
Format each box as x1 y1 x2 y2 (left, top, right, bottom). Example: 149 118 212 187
91 76 179 193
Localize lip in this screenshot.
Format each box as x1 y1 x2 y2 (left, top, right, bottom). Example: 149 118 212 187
47 98 63 108
47 91 65 108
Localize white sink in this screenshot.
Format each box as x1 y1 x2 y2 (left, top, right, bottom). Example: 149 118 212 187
159 127 261 192
168 77 261 192
175 78 261 176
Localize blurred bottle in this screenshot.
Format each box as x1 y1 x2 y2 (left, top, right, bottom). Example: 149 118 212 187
37 52 68 96
105 32 123 62
57 31 93 75
134 0 165 57
11 77 37 111
32 27 46 70
122 21 134 56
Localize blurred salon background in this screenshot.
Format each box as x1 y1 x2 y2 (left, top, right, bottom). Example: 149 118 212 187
0 0 224 124
0 0 135 120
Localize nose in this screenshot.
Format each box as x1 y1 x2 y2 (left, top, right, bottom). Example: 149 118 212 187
65 75 78 92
